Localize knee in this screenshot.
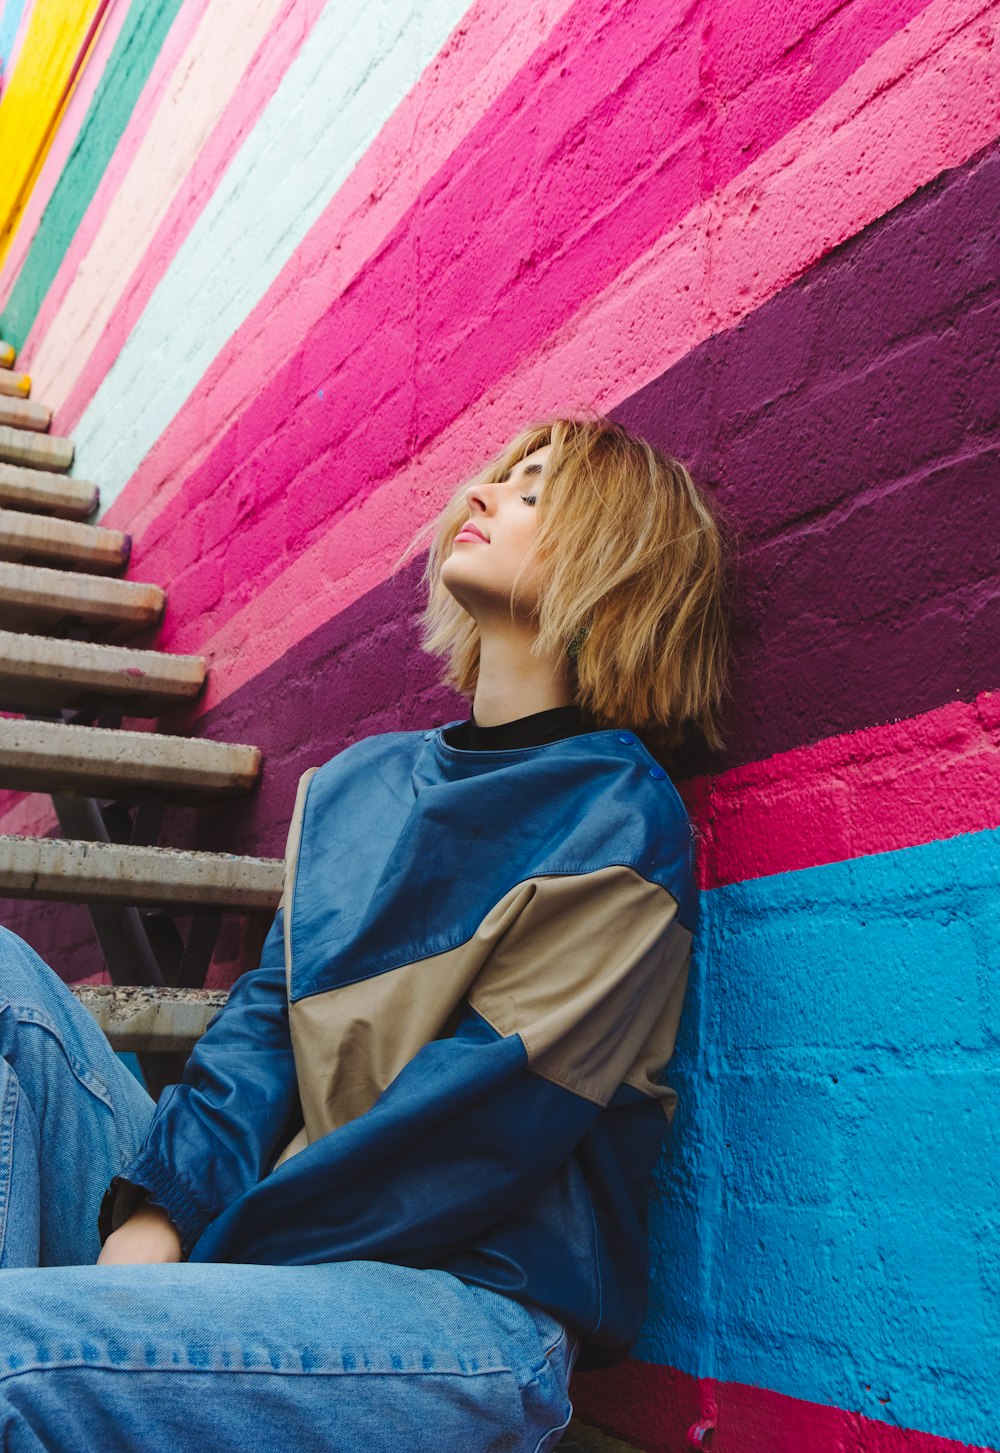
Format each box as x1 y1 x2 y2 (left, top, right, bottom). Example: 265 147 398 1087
0 928 61 1007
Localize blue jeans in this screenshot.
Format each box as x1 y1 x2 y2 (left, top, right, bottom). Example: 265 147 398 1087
0 926 580 1451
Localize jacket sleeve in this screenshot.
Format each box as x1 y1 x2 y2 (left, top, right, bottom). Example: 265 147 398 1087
187 862 695 1268
97 902 302 1257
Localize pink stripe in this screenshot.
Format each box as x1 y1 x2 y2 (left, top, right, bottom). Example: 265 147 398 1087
101 0 925 564
680 692 1000 890
0 0 130 310
17 0 215 367
141 0 998 713
571 1357 1000 1453
50 0 328 430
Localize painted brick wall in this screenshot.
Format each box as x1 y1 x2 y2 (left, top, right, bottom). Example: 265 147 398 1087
0 0 996 1447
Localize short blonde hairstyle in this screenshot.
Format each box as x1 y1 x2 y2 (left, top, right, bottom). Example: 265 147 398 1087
398 418 733 755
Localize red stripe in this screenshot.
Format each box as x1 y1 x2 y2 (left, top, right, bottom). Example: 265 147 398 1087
570 1357 1000 1453
680 692 1000 890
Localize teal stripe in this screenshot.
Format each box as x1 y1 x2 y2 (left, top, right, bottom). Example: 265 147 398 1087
0 0 184 352
636 824 1000 1447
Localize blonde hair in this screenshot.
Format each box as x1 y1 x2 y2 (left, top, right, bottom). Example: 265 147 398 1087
397 417 733 755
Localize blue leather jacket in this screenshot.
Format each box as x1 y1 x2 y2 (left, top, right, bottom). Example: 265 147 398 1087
99 723 697 1371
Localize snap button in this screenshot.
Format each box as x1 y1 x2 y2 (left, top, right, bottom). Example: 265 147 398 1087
616 732 635 744
648 765 667 780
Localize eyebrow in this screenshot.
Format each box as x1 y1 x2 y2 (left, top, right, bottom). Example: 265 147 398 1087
522 462 544 476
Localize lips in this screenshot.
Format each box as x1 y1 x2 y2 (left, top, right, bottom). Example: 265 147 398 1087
455 523 488 542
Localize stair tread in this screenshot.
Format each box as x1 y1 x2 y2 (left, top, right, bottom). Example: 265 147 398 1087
0 560 163 636
0 424 74 473
0 371 30 400
71 984 230 1053
0 463 97 519
0 629 205 714
0 716 259 797
0 507 128 574
0 397 50 433
0 835 282 910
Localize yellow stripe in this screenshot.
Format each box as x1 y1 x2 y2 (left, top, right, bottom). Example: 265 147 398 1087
0 0 106 266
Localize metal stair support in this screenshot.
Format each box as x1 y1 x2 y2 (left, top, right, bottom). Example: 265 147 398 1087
0 335 277 1097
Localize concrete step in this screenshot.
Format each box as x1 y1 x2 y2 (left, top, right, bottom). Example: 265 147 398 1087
0 371 30 400
0 561 163 638
0 835 282 910
0 507 129 574
0 630 205 714
0 397 50 433
0 424 73 472
71 984 230 1053
0 342 13 369
0 462 98 519
0 716 260 798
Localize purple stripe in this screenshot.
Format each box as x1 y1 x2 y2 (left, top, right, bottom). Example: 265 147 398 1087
614 140 1000 773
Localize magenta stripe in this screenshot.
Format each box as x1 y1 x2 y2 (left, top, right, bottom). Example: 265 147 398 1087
17 0 215 366
681 693 1000 889
705 0 935 186
105 0 931 604
571 1357 1000 1453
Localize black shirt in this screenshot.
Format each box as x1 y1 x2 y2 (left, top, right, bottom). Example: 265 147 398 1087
440 703 597 751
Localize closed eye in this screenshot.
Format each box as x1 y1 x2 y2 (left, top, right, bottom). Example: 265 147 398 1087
521 493 537 505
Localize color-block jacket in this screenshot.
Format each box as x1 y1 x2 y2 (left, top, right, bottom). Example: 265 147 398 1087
99 723 698 1371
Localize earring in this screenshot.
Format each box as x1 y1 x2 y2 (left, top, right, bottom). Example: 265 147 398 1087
567 626 589 663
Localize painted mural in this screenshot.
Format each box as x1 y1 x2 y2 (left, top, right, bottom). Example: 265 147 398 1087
0 0 997 1448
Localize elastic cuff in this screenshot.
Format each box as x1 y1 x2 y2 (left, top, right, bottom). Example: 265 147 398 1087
98 1149 214 1258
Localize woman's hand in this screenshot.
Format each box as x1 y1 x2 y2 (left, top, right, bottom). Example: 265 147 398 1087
96 1201 183 1265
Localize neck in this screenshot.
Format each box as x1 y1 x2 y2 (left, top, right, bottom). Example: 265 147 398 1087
471 621 574 728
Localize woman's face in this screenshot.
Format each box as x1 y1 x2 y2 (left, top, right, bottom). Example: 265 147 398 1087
440 444 552 622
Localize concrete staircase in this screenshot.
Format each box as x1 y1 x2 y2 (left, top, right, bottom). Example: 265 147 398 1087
0 338 278 1092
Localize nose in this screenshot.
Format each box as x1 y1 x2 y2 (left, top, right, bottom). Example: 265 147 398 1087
465 482 490 515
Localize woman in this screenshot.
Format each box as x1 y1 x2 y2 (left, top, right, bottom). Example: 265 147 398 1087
0 417 729 1451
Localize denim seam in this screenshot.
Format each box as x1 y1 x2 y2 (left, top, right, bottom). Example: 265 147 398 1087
530 1405 574 1453
0 1361 521 1381
9 1006 113 1110
0 1069 17 1251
